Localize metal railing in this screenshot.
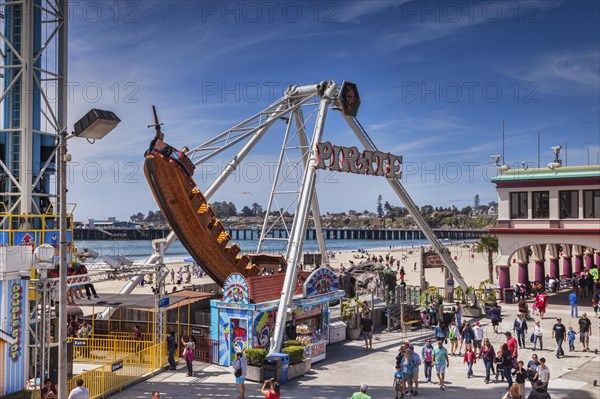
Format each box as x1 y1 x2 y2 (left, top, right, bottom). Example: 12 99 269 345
69 337 155 364
68 341 167 399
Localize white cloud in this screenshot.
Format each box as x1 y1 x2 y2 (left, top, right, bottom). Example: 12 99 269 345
502 49 600 94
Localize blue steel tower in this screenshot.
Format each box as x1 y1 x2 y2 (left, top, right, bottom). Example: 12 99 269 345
0 0 68 395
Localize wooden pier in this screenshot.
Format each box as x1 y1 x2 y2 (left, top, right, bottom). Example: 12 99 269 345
74 227 487 241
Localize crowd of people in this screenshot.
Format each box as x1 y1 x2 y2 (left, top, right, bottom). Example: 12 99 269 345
349 275 599 399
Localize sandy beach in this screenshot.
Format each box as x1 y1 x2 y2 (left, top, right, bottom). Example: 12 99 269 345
83 242 542 305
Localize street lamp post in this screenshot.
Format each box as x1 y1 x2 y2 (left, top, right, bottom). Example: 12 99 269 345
57 109 120 399
57 128 69 399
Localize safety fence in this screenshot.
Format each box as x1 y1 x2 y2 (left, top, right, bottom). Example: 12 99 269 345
68 341 168 399
92 331 154 342
69 337 155 364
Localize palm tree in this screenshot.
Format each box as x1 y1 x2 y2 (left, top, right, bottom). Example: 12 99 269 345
476 234 499 282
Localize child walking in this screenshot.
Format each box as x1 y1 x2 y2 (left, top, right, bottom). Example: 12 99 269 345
567 326 577 351
463 347 476 378
494 350 505 383
393 364 405 399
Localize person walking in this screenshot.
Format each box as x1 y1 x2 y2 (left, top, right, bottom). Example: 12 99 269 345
489 302 502 333
505 331 519 358
473 321 484 351
551 318 566 358
393 364 405 399
567 326 577 351
68 379 90 399
534 291 548 319
532 320 543 350
463 347 476 378
462 322 475 352
569 289 578 318
578 312 592 351
533 358 550 392
433 339 450 390
421 339 434 383
500 343 514 390
448 321 460 356
166 331 177 370
512 360 527 398
434 321 446 342
361 310 374 351
181 336 195 376
526 354 540 389
527 381 551 399
233 351 248 399
406 345 421 395
503 383 523 399
261 378 280 399
429 302 438 326
351 384 371 399
479 338 495 384
514 314 529 349
456 302 463 327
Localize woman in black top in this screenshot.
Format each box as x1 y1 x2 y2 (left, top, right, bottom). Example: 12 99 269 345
501 343 514 389
512 360 527 398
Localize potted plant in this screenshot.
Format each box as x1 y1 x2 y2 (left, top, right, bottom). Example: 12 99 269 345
244 348 266 382
479 279 500 315
281 345 311 380
341 297 364 340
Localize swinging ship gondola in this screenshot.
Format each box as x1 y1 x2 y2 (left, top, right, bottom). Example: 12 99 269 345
143 107 285 286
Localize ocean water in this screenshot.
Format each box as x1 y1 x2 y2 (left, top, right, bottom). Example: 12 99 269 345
76 237 473 264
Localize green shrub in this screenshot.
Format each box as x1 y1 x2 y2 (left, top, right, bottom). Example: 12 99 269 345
283 340 302 348
281 346 304 365
245 348 267 366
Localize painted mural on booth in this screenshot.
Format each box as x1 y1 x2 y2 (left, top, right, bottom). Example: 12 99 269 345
253 310 276 350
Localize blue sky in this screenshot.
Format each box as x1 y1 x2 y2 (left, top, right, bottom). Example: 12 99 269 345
65 0 600 221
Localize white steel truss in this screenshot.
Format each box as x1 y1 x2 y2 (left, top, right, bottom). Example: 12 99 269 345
0 0 66 217
131 80 471 356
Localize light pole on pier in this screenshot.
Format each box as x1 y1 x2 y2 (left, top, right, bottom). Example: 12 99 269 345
57 109 120 399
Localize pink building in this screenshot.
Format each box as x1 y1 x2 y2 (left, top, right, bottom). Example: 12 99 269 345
489 165 600 290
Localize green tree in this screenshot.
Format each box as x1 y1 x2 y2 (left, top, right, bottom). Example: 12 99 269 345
240 206 254 217
476 234 499 282
377 195 384 218
420 205 434 215
251 202 263 216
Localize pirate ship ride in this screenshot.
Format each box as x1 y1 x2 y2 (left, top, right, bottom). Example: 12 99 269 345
143 106 285 286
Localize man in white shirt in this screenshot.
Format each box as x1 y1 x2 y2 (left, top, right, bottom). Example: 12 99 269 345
472 321 484 350
68 379 90 399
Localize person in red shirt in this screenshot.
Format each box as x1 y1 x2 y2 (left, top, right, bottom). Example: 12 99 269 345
463 348 477 378
535 291 548 319
261 379 280 399
505 331 518 358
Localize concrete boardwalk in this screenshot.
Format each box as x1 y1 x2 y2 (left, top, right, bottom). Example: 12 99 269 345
112 293 599 398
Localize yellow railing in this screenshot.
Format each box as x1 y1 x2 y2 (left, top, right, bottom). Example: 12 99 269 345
92 332 154 342
69 337 155 364
68 341 168 399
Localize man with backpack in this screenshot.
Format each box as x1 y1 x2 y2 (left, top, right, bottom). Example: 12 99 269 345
513 314 529 349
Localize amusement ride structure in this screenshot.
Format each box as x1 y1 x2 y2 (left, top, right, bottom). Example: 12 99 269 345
139 80 472 355
0 1 470 395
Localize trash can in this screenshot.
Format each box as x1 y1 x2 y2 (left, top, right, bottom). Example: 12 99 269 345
503 288 514 304
261 356 282 382
269 353 289 384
